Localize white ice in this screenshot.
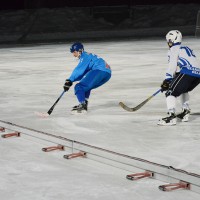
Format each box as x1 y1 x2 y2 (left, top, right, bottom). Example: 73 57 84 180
0 38 200 200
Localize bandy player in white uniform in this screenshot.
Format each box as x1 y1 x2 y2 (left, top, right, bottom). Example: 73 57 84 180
158 30 200 126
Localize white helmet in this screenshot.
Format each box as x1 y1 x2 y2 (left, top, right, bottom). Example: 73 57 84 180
166 30 182 44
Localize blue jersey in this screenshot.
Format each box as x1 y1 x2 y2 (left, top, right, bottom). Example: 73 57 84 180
166 44 200 80
68 51 111 82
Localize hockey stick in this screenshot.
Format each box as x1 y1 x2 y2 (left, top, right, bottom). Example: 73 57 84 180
119 89 161 112
35 90 66 118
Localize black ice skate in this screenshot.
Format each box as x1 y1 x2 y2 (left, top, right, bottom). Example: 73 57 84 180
71 100 88 112
71 102 88 114
157 112 177 126
176 109 190 122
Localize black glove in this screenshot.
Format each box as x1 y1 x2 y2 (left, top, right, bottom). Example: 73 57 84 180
161 79 171 92
63 79 73 91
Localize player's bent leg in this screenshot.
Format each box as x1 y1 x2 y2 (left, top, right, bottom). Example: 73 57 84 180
158 75 189 125
72 70 111 114
158 95 177 126
71 84 88 114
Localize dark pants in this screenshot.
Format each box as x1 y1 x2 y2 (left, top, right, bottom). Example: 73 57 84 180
166 73 200 97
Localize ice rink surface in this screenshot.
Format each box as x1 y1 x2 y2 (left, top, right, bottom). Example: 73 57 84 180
0 38 200 200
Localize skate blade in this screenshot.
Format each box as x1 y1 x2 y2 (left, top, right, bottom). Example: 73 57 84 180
182 114 189 122
71 110 87 115
157 123 176 126
182 118 189 122
34 111 49 118
157 120 177 126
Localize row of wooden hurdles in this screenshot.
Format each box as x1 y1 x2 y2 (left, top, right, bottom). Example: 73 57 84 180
0 126 190 192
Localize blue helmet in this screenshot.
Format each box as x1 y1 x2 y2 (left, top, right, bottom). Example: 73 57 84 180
70 42 84 53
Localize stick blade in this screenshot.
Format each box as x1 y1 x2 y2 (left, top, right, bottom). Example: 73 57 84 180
119 102 136 112
119 89 160 112
34 111 50 118
119 98 150 112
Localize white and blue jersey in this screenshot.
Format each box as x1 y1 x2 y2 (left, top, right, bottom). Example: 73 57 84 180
165 44 200 80
68 51 111 82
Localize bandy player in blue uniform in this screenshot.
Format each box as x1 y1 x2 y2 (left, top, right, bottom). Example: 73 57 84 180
63 42 111 114
158 30 200 125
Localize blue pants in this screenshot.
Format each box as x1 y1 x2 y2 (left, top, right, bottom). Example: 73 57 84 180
74 70 111 103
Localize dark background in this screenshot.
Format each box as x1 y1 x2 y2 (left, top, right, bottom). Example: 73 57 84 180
1 0 200 10
0 0 199 44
